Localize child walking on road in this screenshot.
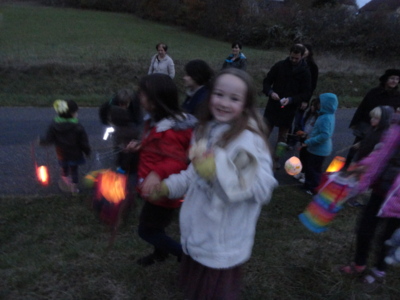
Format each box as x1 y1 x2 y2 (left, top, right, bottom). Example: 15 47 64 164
39 99 91 194
150 68 277 300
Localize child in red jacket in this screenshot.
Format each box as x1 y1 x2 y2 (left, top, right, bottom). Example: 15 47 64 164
127 73 196 266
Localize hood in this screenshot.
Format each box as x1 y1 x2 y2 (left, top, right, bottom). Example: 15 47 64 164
377 106 394 130
319 93 338 115
52 116 79 132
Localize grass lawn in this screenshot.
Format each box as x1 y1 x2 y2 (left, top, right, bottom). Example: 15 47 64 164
0 2 398 108
1 188 400 299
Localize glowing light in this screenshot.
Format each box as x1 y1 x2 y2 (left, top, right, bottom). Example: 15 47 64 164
326 156 346 173
103 127 115 140
36 165 49 185
98 170 127 204
285 156 302 176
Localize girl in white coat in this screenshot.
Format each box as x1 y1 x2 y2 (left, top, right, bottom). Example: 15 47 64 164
150 68 277 300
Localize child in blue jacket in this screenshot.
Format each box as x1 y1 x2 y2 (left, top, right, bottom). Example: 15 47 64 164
302 93 338 194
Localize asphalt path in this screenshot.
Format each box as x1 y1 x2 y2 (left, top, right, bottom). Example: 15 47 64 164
0 107 357 197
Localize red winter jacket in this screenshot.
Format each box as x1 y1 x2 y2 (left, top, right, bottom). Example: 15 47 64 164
137 114 196 208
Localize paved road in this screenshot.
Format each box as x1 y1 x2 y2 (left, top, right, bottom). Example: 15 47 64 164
0 107 357 196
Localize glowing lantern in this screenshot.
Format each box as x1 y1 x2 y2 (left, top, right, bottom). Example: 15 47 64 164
284 156 302 176
36 165 49 185
326 156 346 173
98 170 127 204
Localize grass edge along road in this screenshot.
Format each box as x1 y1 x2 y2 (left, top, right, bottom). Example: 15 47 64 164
1 190 400 299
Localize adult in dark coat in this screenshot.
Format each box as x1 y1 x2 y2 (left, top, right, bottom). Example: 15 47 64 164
287 43 319 148
181 59 214 117
262 44 312 168
344 69 400 168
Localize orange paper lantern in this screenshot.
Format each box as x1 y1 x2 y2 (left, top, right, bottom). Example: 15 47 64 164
284 156 302 176
98 170 127 204
36 165 49 185
326 156 346 173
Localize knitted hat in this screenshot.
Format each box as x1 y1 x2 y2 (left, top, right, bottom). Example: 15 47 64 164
53 99 78 118
379 69 400 83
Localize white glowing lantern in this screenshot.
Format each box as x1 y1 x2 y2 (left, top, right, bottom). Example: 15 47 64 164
284 156 302 176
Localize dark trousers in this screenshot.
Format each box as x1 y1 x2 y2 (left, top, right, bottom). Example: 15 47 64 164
265 121 290 163
61 165 79 183
303 151 325 193
344 136 362 168
354 192 400 271
138 201 182 259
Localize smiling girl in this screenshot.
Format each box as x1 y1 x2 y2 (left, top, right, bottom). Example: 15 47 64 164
150 68 277 299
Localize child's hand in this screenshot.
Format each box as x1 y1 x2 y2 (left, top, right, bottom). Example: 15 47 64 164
149 181 169 202
347 163 366 177
295 130 306 137
140 171 161 197
126 140 141 152
193 154 216 180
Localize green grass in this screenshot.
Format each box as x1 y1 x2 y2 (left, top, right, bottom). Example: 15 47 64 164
1 188 400 299
0 2 397 108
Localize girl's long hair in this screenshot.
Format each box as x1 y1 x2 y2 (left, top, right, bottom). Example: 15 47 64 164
196 68 270 149
138 73 183 122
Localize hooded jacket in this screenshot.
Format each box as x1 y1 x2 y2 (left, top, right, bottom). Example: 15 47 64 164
304 93 338 157
40 117 91 162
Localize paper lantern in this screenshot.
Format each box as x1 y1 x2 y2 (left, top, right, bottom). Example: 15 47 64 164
326 156 346 173
36 165 49 185
98 170 127 204
284 156 302 176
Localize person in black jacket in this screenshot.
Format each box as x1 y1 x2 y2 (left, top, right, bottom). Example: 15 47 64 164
40 99 91 194
99 89 143 174
262 44 312 169
344 69 400 168
181 59 214 117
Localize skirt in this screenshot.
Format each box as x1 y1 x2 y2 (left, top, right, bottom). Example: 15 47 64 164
179 254 242 300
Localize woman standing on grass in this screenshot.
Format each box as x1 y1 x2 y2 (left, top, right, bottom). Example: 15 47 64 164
345 69 400 167
222 42 247 71
148 43 175 79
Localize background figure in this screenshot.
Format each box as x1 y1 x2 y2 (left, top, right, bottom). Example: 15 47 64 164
287 43 319 149
148 42 175 79
127 73 196 267
40 99 91 194
262 44 312 169
352 106 394 163
99 89 143 174
340 113 400 287
302 93 338 195
292 98 319 183
181 59 214 117
345 68 400 168
222 41 247 70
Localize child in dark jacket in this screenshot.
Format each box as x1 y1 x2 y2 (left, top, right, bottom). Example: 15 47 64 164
100 89 143 175
352 106 394 162
40 99 91 194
